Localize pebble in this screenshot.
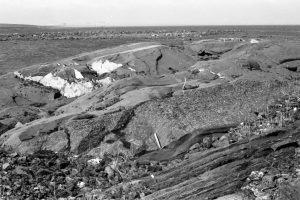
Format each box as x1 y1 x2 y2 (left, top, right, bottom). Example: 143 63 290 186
17 156 27 163
87 157 101 165
13 166 27 175
213 135 230 148
140 192 146 198
122 184 130 193
15 122 24 128
189 143 200 151
105 166 115 178
77 182 85 188
250 171 264 180
276 177 286 184
262 175 275 188
9 152 18 157
2 163 10 170
295 168 300 176
203 136 212 148
65 176 74 184
49 182 56 187
71 168 79 176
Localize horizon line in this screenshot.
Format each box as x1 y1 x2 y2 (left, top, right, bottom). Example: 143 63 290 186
1 23 300 28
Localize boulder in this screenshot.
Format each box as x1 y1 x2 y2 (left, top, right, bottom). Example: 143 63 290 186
66 109 134 154
0 114 73 154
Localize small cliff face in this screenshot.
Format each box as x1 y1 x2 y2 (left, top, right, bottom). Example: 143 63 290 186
1 38 300 157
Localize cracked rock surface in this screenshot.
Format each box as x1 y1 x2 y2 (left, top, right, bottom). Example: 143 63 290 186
1 37 300 199
1 39 300 155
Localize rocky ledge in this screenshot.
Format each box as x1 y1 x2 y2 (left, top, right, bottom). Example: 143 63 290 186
1 38 300 199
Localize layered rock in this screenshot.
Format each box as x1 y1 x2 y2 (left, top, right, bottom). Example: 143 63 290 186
1 38 300 158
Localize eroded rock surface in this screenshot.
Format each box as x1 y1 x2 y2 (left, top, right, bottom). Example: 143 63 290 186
1 38 300 158
1 37 300 199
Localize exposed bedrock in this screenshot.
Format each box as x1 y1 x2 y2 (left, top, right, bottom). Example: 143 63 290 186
0 74 63 110
0 106 41 136
1 38 300 156
124 78 287 153
0 78 288 155
140 127 300 199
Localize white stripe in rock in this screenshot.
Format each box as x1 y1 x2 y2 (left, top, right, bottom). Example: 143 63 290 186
128 67 136 72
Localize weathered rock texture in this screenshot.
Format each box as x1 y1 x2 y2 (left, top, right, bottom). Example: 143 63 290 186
1 37 300 199
0 38 299 157
140 127 300 199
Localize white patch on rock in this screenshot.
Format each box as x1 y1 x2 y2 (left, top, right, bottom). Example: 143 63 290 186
91 60 122 75
63 81 94 98
74 69 84 79
209 70 217 75
77 182 85 188
128 67 136 72
29 76 44 82
14 71 23 78
217 72 226 79
40 73 94 98
40 73 66 89
96 77 114 86
14 71 43 82
15 71 94 98
250 39 259 44
15 122 23 128
87 158 101 165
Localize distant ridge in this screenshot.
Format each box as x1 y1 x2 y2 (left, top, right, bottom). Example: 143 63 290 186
0 23 105 29
0 23 42 27
0 23 62 29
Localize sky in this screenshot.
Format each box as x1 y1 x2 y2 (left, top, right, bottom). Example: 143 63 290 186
0 0 299 26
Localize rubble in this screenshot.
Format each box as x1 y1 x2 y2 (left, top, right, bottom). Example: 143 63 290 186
0 28 243 41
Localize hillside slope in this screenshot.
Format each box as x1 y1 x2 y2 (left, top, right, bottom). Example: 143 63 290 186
1 37 300 199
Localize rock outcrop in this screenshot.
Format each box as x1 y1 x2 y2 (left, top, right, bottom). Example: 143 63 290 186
1 37 300 200
1 38 300 158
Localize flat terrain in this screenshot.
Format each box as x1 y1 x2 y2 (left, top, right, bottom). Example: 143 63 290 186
1 25 300 75
0 39 144 75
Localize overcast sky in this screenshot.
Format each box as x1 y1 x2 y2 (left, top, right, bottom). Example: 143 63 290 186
0 0 299 26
